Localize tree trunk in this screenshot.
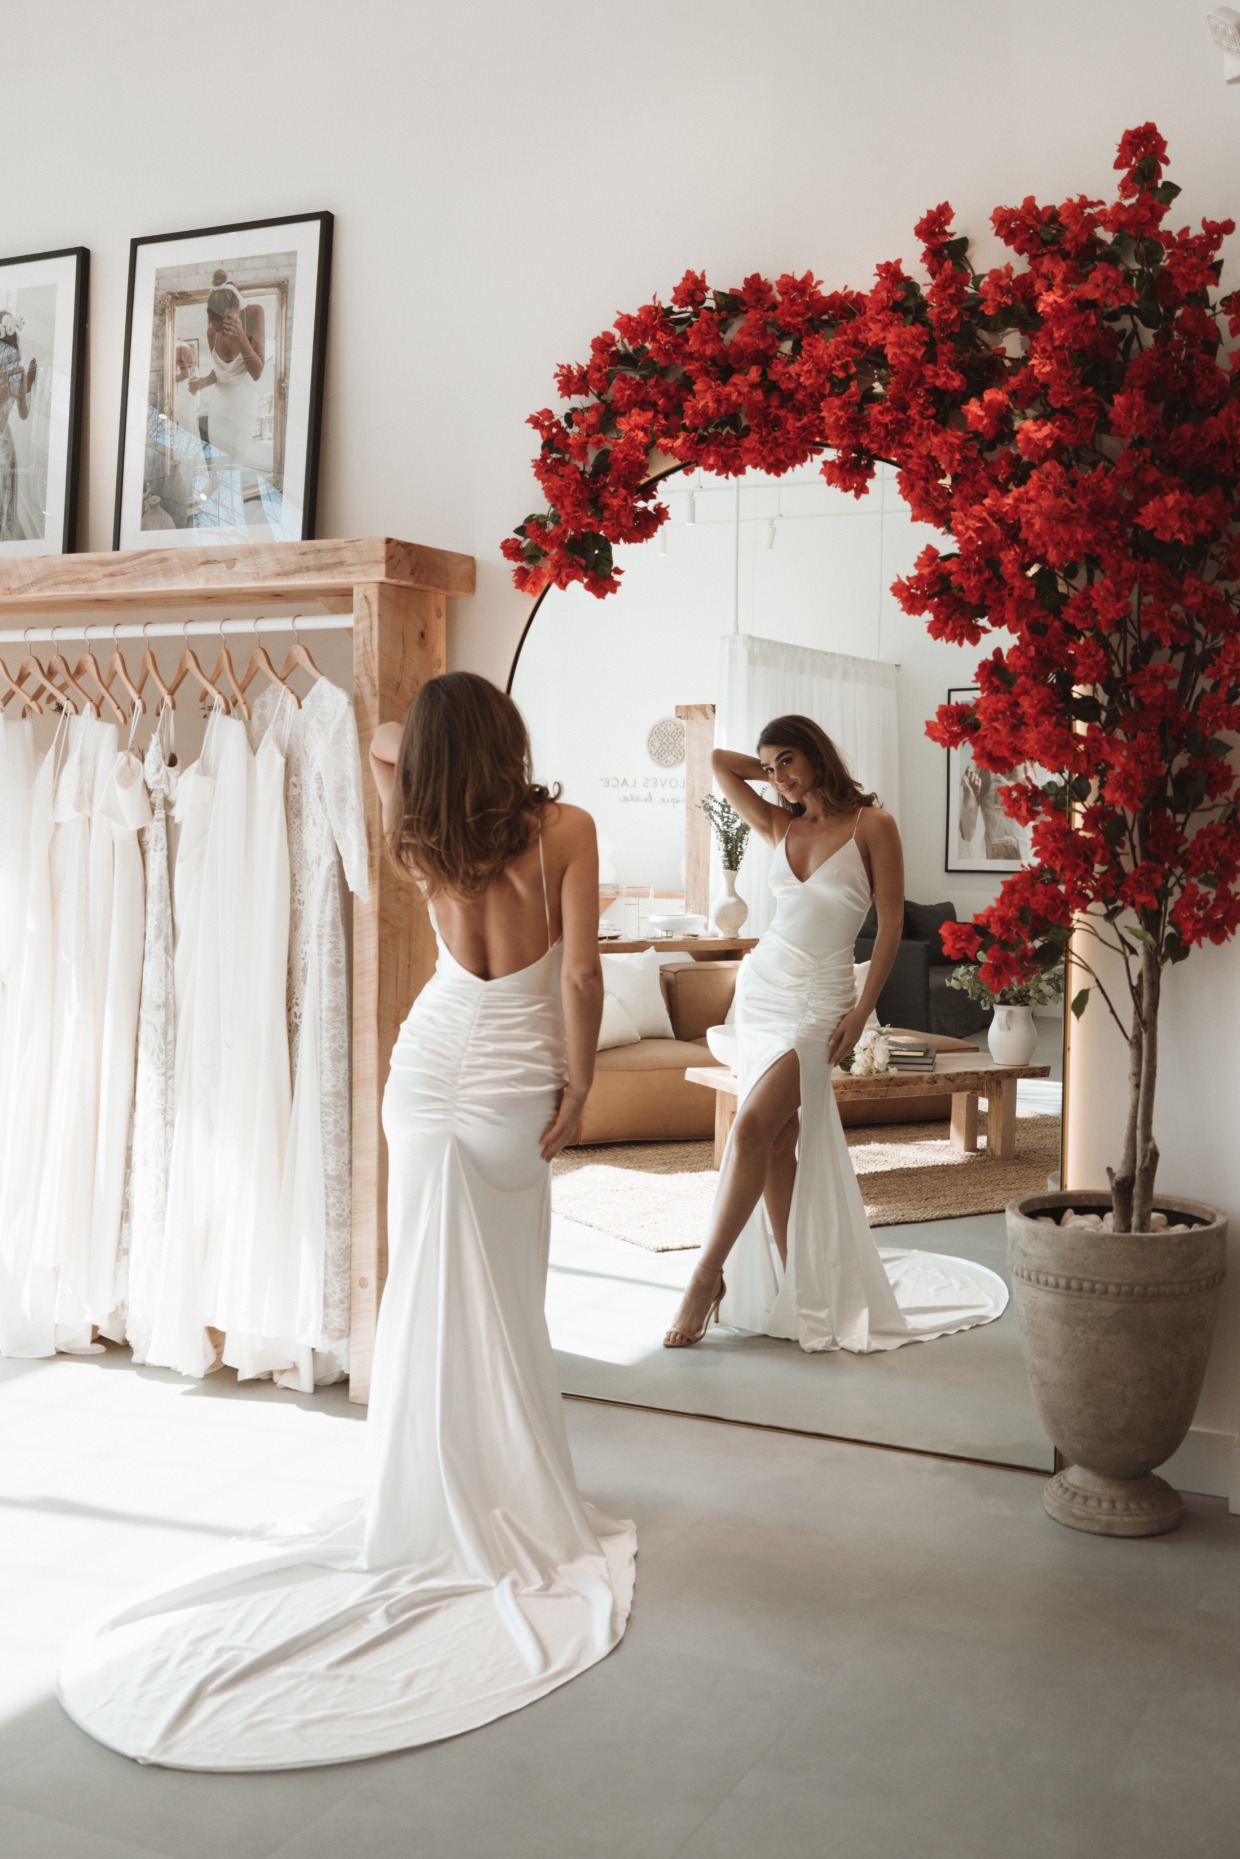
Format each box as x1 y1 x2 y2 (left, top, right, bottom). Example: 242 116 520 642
1131 947 1161 1233
1108 974 1144 1234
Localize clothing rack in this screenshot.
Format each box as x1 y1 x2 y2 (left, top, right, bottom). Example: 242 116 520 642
0 615 349 643
0 537 475 1403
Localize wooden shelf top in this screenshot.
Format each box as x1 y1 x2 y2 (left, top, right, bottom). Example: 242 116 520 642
598 936 757 955
0 537 475 611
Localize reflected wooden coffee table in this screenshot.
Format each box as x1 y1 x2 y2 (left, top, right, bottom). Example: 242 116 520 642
686 1053 1052 1169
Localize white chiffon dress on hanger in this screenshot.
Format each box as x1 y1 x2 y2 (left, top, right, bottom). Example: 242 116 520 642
120 721 178 1364
719 822 1007 1350
60 832 637 1769
0 715 58 1359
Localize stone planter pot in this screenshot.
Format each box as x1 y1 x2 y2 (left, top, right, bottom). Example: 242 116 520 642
712 870 748 937
1008 1190 1227 1536
987 1003 1038 1066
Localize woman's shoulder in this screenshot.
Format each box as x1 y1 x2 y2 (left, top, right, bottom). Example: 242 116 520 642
540 799 595 844
857 802 899 842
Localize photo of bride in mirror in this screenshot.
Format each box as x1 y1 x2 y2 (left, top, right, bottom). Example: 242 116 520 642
664 714 1007 1354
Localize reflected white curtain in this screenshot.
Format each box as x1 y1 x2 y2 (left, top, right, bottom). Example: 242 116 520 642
715 634 900 939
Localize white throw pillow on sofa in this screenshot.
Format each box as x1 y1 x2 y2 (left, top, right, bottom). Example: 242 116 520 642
854 960 880 1031
599 948 676 1039
597 992 642 1051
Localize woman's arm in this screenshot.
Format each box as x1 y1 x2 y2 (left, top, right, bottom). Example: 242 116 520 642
368 720 403 835
826 809 905 1064
710 748 787 847
541 809 604 1161
222 305 266 381
188 372 216 394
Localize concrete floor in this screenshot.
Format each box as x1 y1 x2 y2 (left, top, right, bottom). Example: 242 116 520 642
2 1346 1238 1859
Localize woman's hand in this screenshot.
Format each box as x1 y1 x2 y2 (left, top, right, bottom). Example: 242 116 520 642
188 375 202 395
827 1004 871 1067
540 1085 588 1162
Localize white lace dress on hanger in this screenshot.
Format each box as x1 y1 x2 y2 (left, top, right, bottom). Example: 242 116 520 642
91 745 150 1338
120 722 178 1365
0 715 58 1358
249 678 369 1389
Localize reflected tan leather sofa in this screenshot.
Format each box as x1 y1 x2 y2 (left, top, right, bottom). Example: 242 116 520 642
576 959 979 1147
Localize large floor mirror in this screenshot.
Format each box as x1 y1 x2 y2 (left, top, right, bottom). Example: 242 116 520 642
511 462 1063 1470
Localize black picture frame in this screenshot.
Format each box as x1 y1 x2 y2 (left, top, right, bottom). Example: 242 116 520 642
113 210 332 550
0 245 88 557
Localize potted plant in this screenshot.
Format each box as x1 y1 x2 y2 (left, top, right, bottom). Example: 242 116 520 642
842 128 1236 1537
701 794 751 936
503 125 1237 1535
947 965 1064 1067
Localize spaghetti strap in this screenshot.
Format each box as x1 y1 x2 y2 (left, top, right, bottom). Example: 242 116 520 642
538 823 552 954
849 807 864 842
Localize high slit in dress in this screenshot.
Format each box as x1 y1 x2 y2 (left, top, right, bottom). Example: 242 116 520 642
58 831 636 1769
718 819 1008 1353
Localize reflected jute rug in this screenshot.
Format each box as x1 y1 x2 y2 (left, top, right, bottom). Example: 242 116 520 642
551 1115 1062 1251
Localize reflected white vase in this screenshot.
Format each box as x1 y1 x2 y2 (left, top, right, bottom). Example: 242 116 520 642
988 1003 1037 1066
712 870 748 938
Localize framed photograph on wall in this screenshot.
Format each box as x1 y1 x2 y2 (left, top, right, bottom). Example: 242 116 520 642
0 246 88 557
114 212 332 550
944 684 1038 874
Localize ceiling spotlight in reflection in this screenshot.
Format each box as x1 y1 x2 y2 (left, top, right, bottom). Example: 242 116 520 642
685 488 697 526
765 518 777 550
658 525 669 556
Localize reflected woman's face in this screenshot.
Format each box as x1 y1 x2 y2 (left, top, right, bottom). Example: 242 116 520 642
759 743 818 805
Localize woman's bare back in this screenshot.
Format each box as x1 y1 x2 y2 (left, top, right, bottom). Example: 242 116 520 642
428 801 584 982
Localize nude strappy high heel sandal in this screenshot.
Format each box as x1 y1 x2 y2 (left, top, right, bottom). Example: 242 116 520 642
663 1266 727 1348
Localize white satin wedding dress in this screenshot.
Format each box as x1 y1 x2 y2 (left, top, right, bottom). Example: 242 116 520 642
719 817 1007 1351
60 832 636 1768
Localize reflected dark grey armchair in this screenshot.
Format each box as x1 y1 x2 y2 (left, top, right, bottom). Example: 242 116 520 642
854 899 991 1039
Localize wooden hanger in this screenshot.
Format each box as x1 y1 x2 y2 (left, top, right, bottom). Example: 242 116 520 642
208 643 250 721
276 615 323 690
71 646 128 726
240 621 300 711
45 634 97 716
168 626 228 711
0 654 43 715
134 621 174 709
11 644 75 713
106 627 145 719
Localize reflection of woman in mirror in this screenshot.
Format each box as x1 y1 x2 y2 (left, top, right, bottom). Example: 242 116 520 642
664 714 1005 1354
0 313 37 543
189 272 266 488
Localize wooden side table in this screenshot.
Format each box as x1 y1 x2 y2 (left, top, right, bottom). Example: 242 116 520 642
686 1054 1051 1169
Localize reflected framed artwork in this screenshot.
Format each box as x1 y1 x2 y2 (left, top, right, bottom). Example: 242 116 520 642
0 245 88 557
113 212 332 550
944 683 1036 873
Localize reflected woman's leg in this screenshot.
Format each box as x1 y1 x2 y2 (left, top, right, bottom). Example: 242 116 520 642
763 1110 800 1269
664 1051 802 1347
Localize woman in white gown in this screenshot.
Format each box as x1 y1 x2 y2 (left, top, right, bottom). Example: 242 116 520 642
59 672 636 1768
664 714 1006 1353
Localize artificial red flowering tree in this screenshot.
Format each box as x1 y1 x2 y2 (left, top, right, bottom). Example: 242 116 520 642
505 124 1240 1235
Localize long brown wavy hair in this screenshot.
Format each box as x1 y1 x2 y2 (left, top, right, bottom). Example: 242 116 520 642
386 672 558 897
756 714 878 816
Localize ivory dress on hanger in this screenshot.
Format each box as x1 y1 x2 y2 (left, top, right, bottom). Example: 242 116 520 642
120 721 178 1364
0 716 57 1358
249 678 369 1388
60 831 636 1768
34 714 106 1352
147 710 253 1378
720 823 1008 1350
91 744 149 1336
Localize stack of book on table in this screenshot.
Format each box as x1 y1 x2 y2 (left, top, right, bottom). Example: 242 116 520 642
887 1037 936 1072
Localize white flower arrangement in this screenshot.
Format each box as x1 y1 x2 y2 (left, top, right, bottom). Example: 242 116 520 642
840 1025 891 1076
0 311 23 342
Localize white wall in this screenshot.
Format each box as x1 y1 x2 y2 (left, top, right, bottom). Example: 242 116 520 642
13 0 1240 1496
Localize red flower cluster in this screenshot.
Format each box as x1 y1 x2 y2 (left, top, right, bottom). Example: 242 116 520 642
505 127 1240 1033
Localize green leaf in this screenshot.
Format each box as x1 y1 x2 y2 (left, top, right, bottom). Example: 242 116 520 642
1071 988 1090 1019
1128 925 1158 951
